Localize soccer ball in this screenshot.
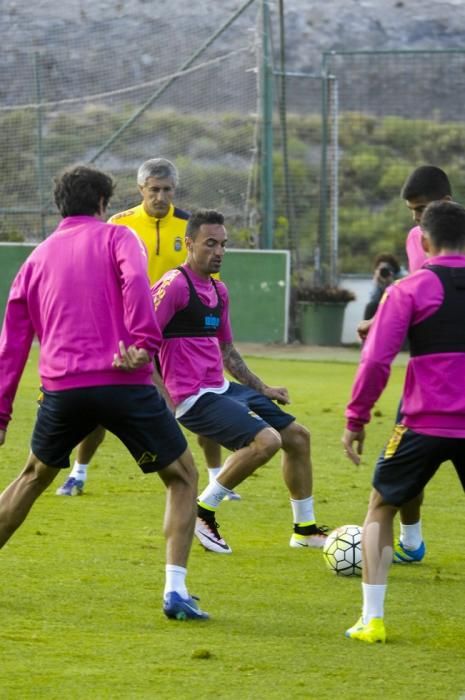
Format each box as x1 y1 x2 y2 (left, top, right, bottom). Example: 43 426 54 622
322 524 362 576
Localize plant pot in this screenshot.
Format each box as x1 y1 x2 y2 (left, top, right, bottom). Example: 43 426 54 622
297 300 348 346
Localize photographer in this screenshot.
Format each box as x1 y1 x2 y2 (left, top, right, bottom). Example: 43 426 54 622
363 253 401 320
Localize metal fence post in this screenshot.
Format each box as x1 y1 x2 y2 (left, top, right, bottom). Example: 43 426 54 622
260 0 274 249
34 52 47 240
328 74 339 287
317 54 330 286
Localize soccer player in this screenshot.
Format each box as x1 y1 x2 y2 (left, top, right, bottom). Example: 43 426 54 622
357 165 453 564
342 200 465 643
0 165 208 621
56 158 235 500
149 208 327 554
402 165 453 273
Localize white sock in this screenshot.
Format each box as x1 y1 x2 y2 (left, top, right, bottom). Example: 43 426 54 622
208 467 222 484
362 582 386 623
290 496 315 524
69 461 88 483
198 479 232 509
400 521 422 550
164 565 188 599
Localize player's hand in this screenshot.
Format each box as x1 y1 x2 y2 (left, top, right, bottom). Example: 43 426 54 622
263 386 290 405
357 318 373 342
0 429 5 446
113 341 151 371
341 427 365 465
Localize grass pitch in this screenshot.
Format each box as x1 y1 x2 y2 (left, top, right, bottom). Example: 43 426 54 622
0 348 464 699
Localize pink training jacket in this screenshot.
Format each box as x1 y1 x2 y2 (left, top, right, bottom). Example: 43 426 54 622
406 225 427 273
152 264 233 407
0 215 162 430
346 255 465 438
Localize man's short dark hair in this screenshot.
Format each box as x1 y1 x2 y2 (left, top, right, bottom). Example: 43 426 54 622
400 165 451 202
186 209 225 239
53 165 115 217
421 200 465 250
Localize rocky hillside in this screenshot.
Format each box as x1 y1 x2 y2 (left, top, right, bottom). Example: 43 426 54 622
1 0 465 108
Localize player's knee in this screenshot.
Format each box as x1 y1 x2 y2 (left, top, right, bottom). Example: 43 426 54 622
281 421 310 454
23 454 59 491
162 448 199 492
179 449 199 484
254 427 282 461
366 488 394 516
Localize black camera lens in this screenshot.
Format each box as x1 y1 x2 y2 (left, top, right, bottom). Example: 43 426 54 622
379 266 393 279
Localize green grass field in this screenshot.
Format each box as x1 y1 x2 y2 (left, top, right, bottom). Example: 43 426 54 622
0 348 464 699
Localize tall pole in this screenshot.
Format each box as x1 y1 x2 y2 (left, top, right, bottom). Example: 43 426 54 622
260 0 274 249
317 53 330 286
34 52 47 239
277 0 299 269
328 75 339 287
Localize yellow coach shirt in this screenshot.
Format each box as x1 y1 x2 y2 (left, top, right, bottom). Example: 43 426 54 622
108 203 189 285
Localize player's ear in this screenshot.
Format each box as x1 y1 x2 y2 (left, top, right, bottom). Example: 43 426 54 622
421 232 431 254
98 197 107 218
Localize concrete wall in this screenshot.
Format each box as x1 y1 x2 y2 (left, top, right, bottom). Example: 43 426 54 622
340 275 372 345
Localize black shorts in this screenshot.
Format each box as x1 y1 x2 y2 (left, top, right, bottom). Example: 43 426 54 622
373 423 465 506
31 385 187 473
179 382 295 452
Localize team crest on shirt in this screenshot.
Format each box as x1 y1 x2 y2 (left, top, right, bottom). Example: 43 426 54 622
174 236 183 252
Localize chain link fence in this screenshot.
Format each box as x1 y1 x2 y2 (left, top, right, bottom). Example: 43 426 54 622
319 49 465 281
0 1 260 243
2 2 465 291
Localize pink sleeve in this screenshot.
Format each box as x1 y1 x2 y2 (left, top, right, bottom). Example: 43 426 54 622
217 283 233 343
112 227 162 355
151 270 190 330
345 272 444 429
0 265 35 429
345 278 415 429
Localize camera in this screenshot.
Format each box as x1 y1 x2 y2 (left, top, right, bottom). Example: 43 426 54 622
379 265 394 279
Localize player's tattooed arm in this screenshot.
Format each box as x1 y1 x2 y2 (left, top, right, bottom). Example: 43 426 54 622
220 342 290 405
220 341 265 391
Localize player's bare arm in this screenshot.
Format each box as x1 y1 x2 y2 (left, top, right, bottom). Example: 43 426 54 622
0 429 5 446
220 341 290 405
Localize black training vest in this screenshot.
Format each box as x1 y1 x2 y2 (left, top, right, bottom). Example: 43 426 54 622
163 266 222 338
408 264 465 356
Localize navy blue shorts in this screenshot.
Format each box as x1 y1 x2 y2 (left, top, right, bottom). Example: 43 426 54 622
179 382 295 452
31 385 187 472
373 423 465 506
